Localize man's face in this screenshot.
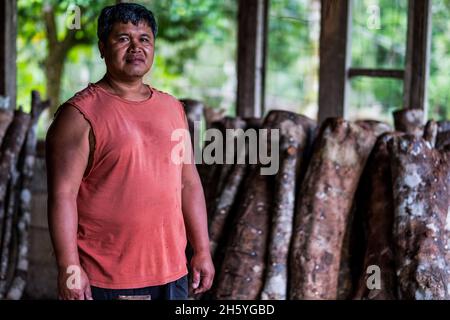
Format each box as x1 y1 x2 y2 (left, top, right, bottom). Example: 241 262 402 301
100 21 155 80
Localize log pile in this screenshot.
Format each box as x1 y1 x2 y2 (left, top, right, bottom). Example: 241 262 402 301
0 92 49 300
185 104 450 300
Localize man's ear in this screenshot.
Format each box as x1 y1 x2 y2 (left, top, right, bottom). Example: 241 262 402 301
98 41 105 59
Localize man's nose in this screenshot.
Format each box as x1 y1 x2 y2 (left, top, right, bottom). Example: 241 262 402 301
128 38 142 53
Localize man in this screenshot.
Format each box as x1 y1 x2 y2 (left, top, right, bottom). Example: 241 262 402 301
46 3 214 300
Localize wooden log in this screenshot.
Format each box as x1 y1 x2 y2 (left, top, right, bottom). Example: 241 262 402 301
393 108 424 136
212 166 272 299
213 111 297 299
208 118 263 257
0 108 14 145
261 111 316 300
180 99 203 148
436 121 450 150
337 120 392 300
389 134 450 300
289 118 390 300
203 105 225 130
0 109 31 228
214 117 247 200
423 120 438 147
354 132 400 300
208 162 248 256
198 119 227 220
6 91 49 300
0 163 19 297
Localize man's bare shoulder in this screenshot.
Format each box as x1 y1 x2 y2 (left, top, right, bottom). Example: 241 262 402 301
46 103 90 143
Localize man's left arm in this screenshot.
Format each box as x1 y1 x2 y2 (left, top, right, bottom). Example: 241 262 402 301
181 130 215 294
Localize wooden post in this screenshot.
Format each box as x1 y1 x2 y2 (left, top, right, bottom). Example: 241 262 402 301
403 0 432 113
0 0 17 111
236 0 269 118
318 0 352 124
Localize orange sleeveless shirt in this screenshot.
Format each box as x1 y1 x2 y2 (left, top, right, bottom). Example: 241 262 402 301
55 83 189 289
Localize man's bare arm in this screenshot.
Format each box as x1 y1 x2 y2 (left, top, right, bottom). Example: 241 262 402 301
45 103 93 300
181 141 215 294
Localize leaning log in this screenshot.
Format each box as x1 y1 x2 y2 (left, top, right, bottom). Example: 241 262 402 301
6 92 49 300
0 109 14 146
261 111 316 300
393 108 424 136
289 118 390 300
208 117 263 257
354 132 400 300
436 121 450 150
213 111 298 299
389 134 450 300
180 99 204 148
214 117 247 200
0 109 31 225
0 164 20 297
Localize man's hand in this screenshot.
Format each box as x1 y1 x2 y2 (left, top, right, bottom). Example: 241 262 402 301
57 265 93 300
190 251 215 294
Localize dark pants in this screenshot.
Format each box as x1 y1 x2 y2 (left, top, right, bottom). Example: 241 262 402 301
90 275 188 300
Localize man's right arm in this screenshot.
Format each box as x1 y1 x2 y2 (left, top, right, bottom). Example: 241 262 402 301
45 103 93 300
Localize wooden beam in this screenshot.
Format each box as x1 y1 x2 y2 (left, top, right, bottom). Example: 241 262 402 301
348 68 404 79
0 0 17 111
318 0 352 124
403 0 431 112
236 0 269 118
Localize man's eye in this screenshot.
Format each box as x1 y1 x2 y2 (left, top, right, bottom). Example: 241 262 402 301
141 38 149 43
119 37 129 42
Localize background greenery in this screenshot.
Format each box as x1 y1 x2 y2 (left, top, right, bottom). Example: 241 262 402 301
16 0 450 139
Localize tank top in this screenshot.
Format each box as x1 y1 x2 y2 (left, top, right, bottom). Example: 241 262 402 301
55 83 189 289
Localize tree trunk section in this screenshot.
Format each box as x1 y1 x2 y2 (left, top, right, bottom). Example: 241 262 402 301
289 118 390 300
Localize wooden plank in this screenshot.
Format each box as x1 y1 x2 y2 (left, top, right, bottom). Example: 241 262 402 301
0 0 17 111
318 0 352 123
403 0 431 111
236 0 269 118
348 68 404 79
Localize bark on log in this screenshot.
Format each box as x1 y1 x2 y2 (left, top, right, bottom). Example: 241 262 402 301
354 132 400 300
0 165 20 297
198 119 227 219
337 120 393 300
423 120 438 148
180 99 203 148
289 118 390 300
203 105 226 130
207 116 257 258
0 109 31 227
0 109 14 146
261 111 316 300
212 166 272 299
208 162 248 256
214 117 247 200
436 121 450 150
389 134 450 300
393 108 424 136
213 111 304 299
6 91 49 300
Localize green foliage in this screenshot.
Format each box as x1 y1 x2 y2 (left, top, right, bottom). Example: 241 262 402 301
16 0 450 136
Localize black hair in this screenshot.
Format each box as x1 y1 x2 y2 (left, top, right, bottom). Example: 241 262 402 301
97 3 158 43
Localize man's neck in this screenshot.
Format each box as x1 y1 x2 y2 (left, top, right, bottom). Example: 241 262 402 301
99 73 151 101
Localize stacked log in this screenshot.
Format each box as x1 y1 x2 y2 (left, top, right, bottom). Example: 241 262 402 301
261 112 315 300
349 111 450 301
389 134 450 299
212 110 316 299
0 92 49 300
353 132 400 299
186 105 450 301
289 118 390 300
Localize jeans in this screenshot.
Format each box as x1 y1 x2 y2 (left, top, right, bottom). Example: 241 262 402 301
90 275 189 300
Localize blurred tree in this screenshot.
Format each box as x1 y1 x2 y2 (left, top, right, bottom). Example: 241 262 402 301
17 0 236 117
